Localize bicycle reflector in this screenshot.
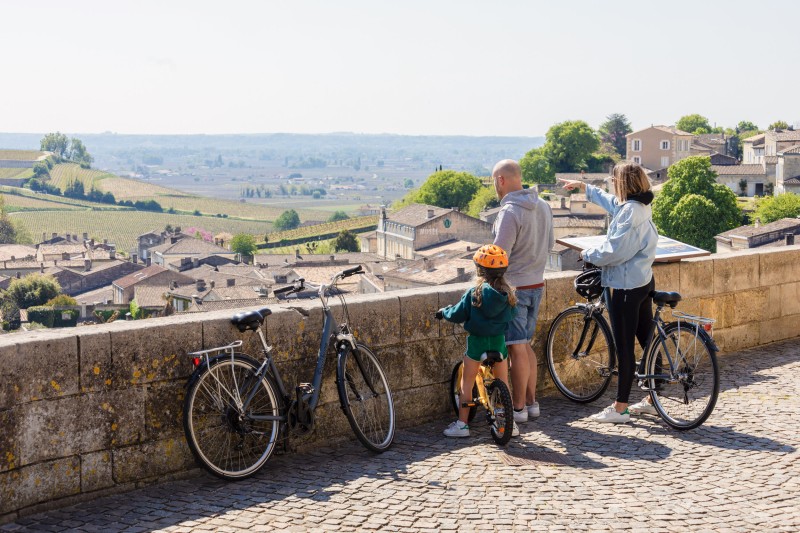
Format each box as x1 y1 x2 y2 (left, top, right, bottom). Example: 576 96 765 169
574 268 602 300
192 357 201 367
703 323 713 332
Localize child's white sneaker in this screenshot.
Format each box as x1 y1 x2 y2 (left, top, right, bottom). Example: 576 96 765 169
443 420 470 437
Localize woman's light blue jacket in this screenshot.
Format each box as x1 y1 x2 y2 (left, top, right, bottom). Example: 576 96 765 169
581 184 658 290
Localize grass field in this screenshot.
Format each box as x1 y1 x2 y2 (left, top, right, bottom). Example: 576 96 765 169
10 210 273 253
0 168 34 179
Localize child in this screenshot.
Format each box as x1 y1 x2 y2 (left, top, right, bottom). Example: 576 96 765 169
436 244 518 438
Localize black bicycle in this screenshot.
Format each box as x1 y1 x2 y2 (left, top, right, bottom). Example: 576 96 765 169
545 268 720 430
183 265 395 480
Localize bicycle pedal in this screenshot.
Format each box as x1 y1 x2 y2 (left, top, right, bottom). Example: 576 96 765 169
297 383 314 395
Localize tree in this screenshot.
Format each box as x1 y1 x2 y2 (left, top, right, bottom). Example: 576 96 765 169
6 273 61 309
598 113 632 158
231 233 258 257
328 211 350 222
737 121 758 132
46 294 78 306
542 120 599 172
403 178 415 189
652 156 741 251
40 132 69 159
466 186 500 217
676 114 712 134
415 170 481 211
64 179 85 199
0 195 17 244
519 147 555 184
768 120 790 131
68 138 93 166
754 193 800 224
273 209 301 231
333 230 359 252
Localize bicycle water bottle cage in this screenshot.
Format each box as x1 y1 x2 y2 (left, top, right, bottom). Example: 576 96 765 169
480 351 504 365
231 307 272 332
574 268 602 300
651 291 682 308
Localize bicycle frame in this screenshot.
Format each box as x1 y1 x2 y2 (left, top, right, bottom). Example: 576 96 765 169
572 299 609 359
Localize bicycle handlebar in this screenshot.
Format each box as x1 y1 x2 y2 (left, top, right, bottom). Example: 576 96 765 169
274 278 305 295
341 265 363 278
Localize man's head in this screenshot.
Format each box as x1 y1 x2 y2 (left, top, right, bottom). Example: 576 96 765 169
491 159 522 200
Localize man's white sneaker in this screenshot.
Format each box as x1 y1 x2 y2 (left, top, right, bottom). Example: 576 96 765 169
526 402 540 418
513 409 528 423
443 420 470 437
590 405 630 424
628 399 657 416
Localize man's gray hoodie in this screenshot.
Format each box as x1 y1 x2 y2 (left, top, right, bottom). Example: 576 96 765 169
492 187 554 288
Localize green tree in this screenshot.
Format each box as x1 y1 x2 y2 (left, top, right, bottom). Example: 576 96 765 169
754 193 800 224
333 230 359 252
598 113 632 158
519 147 555 184
676 114 712 134
542 120 599 172
231 233 258 257
415 170 481 211
403 178 415 189
466 186 500 217
737 120 758 132
67 138 93 166
652 156 741 251
46 294 78 306
327 211 350 222
7 273 61 309
64 179 85 199
273 209 301 231
768 120 790 131
40 132 69 159
0 195 17 244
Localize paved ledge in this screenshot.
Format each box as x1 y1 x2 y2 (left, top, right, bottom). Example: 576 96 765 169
2 339 798 532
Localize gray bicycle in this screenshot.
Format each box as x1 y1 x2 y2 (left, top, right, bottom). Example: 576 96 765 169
545 268 720 430
182 265 395 480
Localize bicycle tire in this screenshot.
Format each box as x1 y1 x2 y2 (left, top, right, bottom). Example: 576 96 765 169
546 306 615 403
449 361 478 423
183 354 282 480
487 379 514 446
647 322 719 430
336 343 396 452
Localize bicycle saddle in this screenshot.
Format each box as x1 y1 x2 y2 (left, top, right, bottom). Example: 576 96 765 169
481 351 504 365
231 307 272 332
651 291 681 308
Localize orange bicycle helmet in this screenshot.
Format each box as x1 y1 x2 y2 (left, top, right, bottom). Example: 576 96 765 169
473 244 509 278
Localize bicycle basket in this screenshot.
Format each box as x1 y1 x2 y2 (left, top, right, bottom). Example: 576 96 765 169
574 268 602 300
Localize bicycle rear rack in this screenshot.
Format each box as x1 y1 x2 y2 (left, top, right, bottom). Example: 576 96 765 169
671 311 716 337
189 340 243 366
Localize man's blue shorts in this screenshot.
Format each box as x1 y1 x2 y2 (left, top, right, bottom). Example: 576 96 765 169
506 287 543 345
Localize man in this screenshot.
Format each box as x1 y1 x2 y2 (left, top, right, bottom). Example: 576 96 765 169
491 159 554 423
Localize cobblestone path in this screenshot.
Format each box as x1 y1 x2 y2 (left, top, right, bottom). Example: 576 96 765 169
3 340 799 532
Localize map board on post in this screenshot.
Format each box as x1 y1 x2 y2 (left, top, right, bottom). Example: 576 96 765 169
556 235 711 263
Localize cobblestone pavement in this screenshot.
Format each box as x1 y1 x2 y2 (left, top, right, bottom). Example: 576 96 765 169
4 339 800 532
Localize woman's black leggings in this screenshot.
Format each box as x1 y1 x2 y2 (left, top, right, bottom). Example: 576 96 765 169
604 276 655 404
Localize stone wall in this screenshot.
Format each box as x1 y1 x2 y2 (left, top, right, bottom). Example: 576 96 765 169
2 246 800 522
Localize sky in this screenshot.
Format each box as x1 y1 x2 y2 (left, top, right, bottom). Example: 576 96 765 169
1 0 798 137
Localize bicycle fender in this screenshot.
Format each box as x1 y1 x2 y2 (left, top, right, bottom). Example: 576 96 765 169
184 353 262 389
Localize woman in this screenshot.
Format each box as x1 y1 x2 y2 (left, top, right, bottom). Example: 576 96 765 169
558 162 658 423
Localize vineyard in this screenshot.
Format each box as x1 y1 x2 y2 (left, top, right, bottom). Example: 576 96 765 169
0 150 47 161
47 164 330 221
0 187 127 210
265 215 378 243
0 168 33 180
9 210 272 253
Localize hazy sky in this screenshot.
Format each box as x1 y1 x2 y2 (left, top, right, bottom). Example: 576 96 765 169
2 0 797 137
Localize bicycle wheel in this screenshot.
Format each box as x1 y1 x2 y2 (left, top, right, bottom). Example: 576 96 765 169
337 343 396 452
546 306 615 403
449 361 478 423
487 379 514 446
647 322 719 430
183 354 282 480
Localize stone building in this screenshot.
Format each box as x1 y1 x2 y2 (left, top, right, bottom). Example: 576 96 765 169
715 218 800 253
376 204 493 260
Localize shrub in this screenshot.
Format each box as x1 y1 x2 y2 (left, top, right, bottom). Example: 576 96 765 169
46 294 77 306
27 306 55 328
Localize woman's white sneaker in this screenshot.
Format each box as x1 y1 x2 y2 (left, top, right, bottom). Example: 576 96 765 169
590 405 630 424
443 420 470 437
628 399 657 415
526 402 540 418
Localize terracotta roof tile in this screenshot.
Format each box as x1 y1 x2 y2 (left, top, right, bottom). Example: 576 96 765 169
711 164 766 176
